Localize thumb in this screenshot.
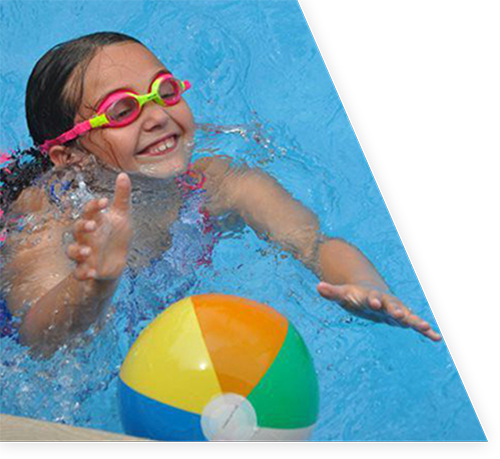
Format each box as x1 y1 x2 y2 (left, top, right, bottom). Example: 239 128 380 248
317 282 351 302
112 172 131 213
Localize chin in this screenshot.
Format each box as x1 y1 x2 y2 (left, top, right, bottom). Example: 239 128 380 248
136 152 191 179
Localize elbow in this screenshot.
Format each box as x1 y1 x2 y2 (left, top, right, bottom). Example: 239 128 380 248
17 296 74 359
17 309 57 359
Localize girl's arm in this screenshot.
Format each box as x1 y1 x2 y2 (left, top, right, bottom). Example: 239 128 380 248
17 274 119 358
194 156 383 278
2 173 132 357
194 156 441 342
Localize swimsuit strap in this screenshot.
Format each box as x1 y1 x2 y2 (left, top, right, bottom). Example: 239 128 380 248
175 163 207 192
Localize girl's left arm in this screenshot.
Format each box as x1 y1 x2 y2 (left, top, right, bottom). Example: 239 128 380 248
194 156 441 342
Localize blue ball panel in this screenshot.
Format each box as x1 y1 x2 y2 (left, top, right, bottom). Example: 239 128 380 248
118 378 206 441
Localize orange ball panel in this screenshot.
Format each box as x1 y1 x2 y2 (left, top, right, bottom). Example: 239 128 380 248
191 294 289 397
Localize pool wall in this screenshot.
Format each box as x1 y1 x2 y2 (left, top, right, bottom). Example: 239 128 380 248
0 414 145 441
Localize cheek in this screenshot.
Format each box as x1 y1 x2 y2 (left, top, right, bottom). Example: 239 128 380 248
105 128 137 154
177 101 196 133
85 129 136 166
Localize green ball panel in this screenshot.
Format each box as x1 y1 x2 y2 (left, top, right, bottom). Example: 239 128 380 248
247 322 319 429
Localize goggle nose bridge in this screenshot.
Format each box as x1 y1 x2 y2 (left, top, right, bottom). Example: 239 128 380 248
136 89 165 109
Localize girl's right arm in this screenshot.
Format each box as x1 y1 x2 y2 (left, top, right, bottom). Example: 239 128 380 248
2 173 132 357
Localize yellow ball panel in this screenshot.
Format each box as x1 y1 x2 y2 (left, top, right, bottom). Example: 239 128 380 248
120 297 222 414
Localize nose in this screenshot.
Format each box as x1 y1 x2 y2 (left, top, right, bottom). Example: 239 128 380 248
140 102 171 132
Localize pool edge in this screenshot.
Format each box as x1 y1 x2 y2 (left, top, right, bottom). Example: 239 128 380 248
0 414 149 441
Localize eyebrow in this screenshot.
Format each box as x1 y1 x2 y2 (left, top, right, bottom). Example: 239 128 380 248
92 68 171 111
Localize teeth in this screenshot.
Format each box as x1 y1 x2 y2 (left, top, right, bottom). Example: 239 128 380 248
148 136 176 154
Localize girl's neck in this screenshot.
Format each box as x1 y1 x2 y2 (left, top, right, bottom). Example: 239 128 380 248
129 173 182 225
45 156 183 233
75 156 181 209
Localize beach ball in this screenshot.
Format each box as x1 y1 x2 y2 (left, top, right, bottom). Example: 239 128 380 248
118 293 319 441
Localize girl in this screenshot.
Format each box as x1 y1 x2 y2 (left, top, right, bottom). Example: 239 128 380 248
0 32 441 357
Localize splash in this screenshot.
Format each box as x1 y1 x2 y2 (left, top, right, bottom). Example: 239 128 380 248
195 118 289 168
0 150 13 244
0 150 18 244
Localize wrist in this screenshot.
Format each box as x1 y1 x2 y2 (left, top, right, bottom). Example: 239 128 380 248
87 276 120 294
317 237 390 292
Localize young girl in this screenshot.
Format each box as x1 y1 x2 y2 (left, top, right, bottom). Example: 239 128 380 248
0 32 441 357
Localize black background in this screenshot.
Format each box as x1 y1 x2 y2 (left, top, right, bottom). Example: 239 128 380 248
299 0 488 444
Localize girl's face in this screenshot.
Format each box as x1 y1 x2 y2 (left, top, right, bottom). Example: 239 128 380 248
72 42 195 178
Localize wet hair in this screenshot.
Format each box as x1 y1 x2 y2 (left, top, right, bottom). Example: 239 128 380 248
0 32 143 223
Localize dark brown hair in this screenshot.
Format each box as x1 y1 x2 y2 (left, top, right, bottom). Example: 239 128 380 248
0 32 143 220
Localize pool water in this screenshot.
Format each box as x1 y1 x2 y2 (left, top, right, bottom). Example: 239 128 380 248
0 0 485 441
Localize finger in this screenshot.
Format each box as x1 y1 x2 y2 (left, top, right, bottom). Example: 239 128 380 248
410 316 439 338
111 173 131 214
82 198 105 220
72 220 97 242
73 264 96 281
317 282 352 302
382 297 407 320
422 328 442 342
74 219 97 234
367 290 383 310
67 244 91 262
397 310 442 342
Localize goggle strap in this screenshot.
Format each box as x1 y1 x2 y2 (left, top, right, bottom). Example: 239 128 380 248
40 120 93 153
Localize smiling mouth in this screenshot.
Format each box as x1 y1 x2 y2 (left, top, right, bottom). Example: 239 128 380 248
136 134 180 157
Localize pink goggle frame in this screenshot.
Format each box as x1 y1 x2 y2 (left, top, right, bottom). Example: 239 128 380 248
40 73 191 153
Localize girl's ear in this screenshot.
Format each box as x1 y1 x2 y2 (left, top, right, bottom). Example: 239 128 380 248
48 145 85 167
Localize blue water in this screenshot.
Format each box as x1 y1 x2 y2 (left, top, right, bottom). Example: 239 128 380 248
0 0 485 441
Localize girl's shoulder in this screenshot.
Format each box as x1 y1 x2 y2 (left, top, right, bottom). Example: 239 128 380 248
11 168 80 219
191 155 246 215
192 155 234 179
11 184 51 215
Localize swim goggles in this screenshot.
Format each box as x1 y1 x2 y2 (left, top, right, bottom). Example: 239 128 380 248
40 72 191 153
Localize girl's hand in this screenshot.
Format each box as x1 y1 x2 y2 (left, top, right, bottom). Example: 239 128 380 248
67 173 132 281
317 281 442 342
